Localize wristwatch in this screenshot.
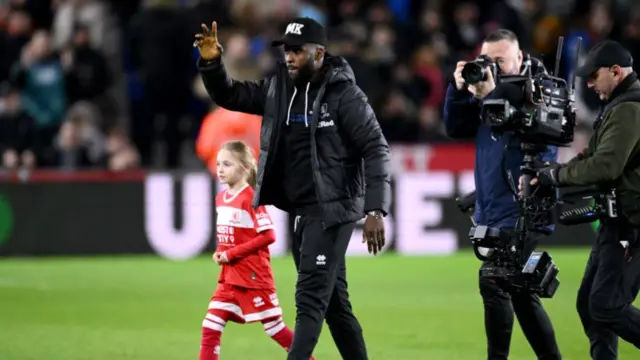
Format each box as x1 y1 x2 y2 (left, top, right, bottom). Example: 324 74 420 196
367 210 383 218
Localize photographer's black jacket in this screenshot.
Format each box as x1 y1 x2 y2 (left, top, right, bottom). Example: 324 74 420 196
198 55 391 228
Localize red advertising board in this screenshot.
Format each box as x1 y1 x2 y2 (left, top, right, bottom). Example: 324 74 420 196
0 145 595 259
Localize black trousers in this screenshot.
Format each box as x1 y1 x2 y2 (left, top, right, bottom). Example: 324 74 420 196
576 221 640 359
287 215 368 360
480 231 561 360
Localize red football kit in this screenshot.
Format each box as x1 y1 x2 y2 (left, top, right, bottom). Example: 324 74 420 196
199 184 313 360
209 184 282 323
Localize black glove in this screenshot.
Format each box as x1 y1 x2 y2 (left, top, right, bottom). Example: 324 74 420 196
536 163 562 186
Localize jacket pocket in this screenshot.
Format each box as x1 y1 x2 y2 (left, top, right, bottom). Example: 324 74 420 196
319 165 349 202
344 163 364 197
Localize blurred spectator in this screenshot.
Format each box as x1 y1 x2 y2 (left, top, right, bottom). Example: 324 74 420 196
52 1 122 127
230 0 296 27
0 8 32 82
188 0 233 32
408 43 448 141
446 1 482 59
414 8 449 59
330 0 368 44
195 105 261 176
364 23 397 81
60 24 110 106
408 43 445 110
12 29 66 164
129 0 193 168
0 82 37 170
105 125 140 171
223 31 262 80
52 0 109 53
329 32 380 100
54 101 106 169
20 0 54 30
0 0 638 170
532 15 563 62
622 10 640 73
418 105 449 143
376 89 419 142
366 1 394 26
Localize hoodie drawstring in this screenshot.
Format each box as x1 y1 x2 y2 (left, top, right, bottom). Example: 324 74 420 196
285 82 311 127
303 82 310 128
286 86 298 126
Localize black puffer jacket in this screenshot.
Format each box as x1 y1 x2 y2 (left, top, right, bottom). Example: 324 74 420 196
198 55 391 228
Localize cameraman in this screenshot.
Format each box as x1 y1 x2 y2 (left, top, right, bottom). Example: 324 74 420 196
444 29 562 360
527 40 640 358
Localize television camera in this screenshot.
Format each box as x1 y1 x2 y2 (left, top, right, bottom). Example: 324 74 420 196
480 49 577 147
459 36 583 298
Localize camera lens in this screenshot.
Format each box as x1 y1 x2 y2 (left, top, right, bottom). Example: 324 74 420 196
462 62 487 84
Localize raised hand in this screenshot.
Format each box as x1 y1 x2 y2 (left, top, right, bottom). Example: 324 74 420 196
193 21 223 61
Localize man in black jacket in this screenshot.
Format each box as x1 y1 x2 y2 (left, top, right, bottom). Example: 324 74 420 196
194 18 391 360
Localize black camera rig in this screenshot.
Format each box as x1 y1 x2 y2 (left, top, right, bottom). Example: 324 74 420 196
457 145 561 299
455 36 583 298
557 189 618 225
481 37 579 147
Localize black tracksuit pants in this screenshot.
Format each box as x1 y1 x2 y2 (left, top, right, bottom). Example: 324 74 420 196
286 215 368 360
576 220 640 359
480 231 561 360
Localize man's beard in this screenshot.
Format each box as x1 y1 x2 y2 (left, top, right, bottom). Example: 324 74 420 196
290 59 316 86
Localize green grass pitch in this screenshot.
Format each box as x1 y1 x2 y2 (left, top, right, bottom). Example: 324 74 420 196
0 249 638 359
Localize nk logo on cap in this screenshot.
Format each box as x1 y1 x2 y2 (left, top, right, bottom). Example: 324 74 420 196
285 23 304 35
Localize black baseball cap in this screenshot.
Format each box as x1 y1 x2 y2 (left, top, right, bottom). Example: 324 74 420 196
575 40 634 77
271 17 327 47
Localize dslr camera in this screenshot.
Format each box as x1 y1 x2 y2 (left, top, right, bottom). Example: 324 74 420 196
462 54 499 85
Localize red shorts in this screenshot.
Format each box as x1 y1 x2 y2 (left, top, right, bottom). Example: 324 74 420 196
208 283 283 324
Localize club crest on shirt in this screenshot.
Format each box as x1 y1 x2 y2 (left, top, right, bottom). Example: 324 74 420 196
230 210 242 224
319 103 330 119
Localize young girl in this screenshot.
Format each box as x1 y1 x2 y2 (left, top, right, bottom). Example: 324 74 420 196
199 140 314 360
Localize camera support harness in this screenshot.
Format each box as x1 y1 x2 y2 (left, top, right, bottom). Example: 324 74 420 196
516 143 544 262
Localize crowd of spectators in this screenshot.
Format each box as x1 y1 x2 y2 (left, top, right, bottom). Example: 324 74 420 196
1 0 639 171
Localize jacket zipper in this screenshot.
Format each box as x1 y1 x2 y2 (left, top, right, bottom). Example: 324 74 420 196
310 74 333 229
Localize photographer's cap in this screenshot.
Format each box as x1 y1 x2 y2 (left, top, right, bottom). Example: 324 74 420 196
575 40 634 77
272 17 327 47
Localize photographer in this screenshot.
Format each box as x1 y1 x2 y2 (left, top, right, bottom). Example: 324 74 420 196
526 40 640 358
443 29 562 360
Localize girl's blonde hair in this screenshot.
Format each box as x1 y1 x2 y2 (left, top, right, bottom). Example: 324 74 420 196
221 140 258 188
